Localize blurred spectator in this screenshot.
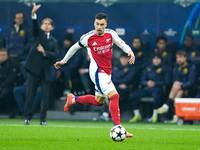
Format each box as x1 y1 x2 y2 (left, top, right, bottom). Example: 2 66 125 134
157 51 197 123
131 36 149 90
129 53 171 123
112 52 136 112
55 33 83 100
0 48 17 118
132 36 149 71
180 35 200 63
79 54 94 94
13 68 41 117
6 12 32 63
154 35 175 67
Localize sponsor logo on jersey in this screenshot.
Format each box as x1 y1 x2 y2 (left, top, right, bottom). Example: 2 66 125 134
93 44 112 54
93 44 111 51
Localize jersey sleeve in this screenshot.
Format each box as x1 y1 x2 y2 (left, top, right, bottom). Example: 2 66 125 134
79 33 89 48
111 30 132 54
61 42 81 64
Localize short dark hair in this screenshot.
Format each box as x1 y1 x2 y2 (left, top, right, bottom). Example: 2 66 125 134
0 48 8 54
15 12 24 19
95 13 107 21
156 35 167 43
176 50 187 57
42 18 54 26
152 52 162 60
133 36 142 42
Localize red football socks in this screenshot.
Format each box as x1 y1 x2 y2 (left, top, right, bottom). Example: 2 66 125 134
75 95 103 106
109 94 121 125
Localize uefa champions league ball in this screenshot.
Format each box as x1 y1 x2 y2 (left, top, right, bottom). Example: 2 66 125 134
110 125 127 142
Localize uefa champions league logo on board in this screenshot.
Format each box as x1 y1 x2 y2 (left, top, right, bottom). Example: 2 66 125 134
18 0 42 6
174 0 198 7
95 0 118 7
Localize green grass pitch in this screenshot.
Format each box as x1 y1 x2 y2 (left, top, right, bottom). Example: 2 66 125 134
0 119 200 150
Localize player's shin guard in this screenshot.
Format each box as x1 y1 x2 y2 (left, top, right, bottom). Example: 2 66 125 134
75 95 104 106
109 94 120 125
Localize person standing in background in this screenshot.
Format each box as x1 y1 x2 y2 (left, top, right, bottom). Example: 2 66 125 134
24 3 59 125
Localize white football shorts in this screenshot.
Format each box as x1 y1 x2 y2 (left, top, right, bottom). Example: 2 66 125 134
90 72 116 97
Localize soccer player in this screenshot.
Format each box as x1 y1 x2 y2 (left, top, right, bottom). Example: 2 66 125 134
54 13 135 137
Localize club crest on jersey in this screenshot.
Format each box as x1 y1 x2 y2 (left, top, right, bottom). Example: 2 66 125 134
106 38 111 42
92 42 98 46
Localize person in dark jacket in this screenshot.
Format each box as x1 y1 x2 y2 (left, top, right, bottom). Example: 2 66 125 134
0 48 17 118
180 35 200 63
154 35 175 67
132 36 149 71
24 4 59 125
129 53 171 123
131 36 149 90
6 12 32 62
157 50 197 123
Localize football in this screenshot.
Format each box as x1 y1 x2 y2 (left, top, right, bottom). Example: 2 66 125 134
110 125 127 142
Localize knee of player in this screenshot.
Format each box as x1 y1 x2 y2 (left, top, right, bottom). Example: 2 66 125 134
95 96 106 104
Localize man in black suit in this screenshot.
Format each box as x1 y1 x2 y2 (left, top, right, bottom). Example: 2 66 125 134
24 3 59 125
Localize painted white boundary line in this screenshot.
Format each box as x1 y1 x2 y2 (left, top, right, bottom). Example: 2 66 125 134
0 124 200 131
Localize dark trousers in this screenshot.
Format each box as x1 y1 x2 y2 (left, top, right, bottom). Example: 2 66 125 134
61 68 71 90
129 87 163 110
0 87 14 114
116 87 130 111
13 86 41 114
24 73 50 122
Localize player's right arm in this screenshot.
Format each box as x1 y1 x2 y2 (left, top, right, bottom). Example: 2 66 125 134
54 33 89 69
31 3 41 37
54 42 82 69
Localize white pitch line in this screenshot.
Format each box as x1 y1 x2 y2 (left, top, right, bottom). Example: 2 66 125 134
0 124 200 131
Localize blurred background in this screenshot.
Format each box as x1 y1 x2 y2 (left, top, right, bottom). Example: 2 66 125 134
0 0 200 124
0 0 200 48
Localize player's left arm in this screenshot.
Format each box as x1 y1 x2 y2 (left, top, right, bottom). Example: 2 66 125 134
111 30 135 64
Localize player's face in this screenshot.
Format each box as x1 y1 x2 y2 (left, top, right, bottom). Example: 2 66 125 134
157 40 166 50
41 19 54 33
176 55 187 66
15 13 24 25
0 51 8 63
132 39 141 49
152 56 161 66
94 19 107 36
